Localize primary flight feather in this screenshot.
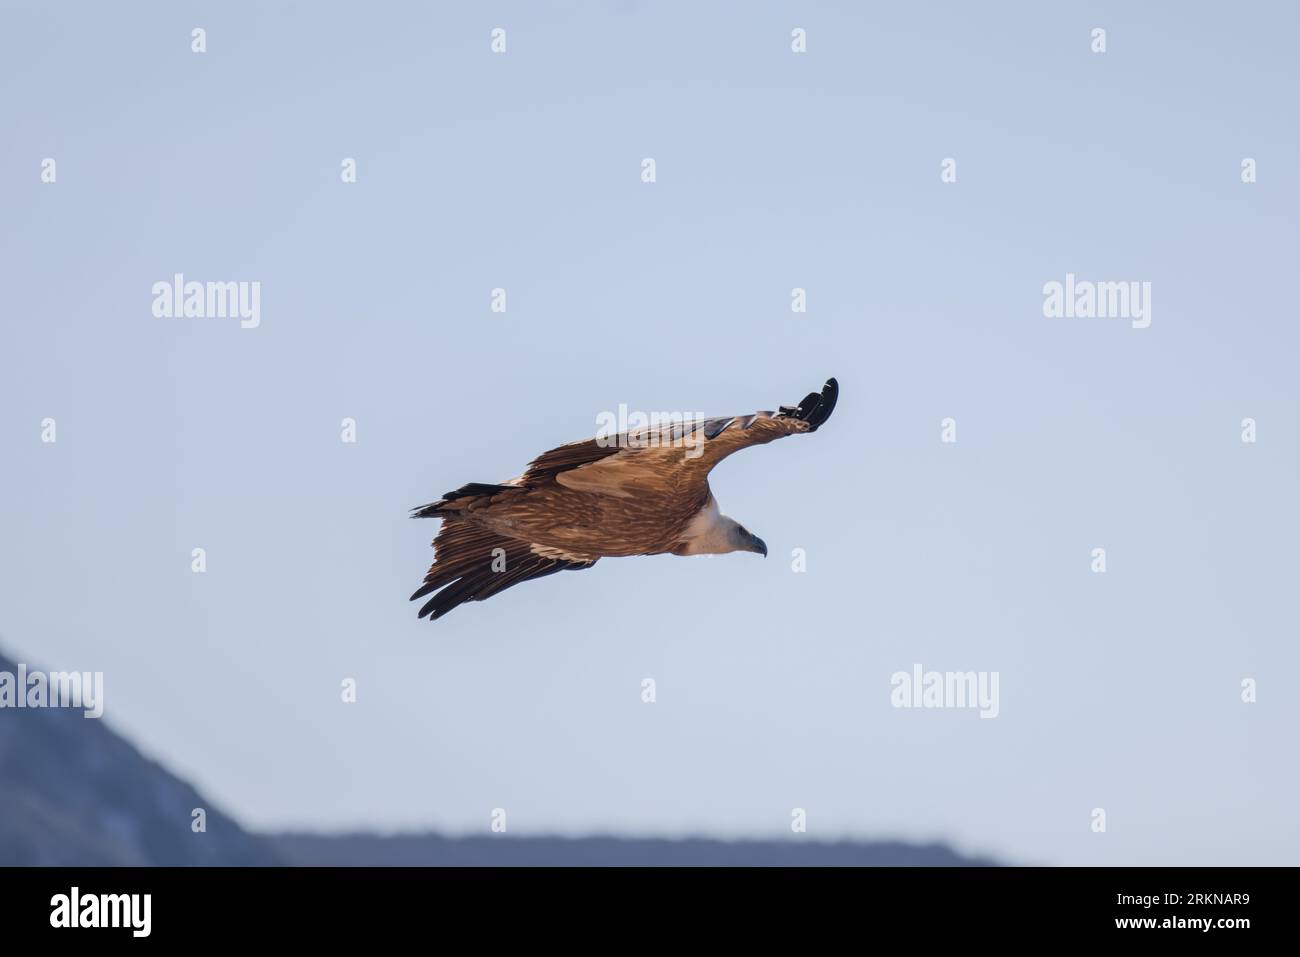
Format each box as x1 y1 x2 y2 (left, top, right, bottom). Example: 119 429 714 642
409 377 838 621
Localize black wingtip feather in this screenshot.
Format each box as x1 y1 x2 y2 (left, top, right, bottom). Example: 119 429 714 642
805 377 838 430
783 376 838 432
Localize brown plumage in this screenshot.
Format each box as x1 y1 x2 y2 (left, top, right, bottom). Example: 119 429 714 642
410 377 838 620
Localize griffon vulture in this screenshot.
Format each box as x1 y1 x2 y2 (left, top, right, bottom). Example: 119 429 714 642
410 377 838 620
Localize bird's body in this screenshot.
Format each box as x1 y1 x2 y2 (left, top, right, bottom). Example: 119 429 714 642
459 487 699 558
410 377 838 620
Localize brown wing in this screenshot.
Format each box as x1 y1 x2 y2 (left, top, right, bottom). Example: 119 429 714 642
699 377 839 464
542 377 840 494
512 413 720 490
517 438 622 486
409 518 598 621
412 378 838 524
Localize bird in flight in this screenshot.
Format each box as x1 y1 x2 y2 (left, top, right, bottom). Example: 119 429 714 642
410 377 838 621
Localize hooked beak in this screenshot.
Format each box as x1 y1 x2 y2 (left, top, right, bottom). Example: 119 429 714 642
750 535 767 558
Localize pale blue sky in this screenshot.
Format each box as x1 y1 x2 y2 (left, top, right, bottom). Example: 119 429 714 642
2 1 1297 865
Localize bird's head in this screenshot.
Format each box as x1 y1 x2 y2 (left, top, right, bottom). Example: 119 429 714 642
672 513 767 557
727 519 767 558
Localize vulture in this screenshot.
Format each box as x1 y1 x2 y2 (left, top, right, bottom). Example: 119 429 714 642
410 377 838 620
